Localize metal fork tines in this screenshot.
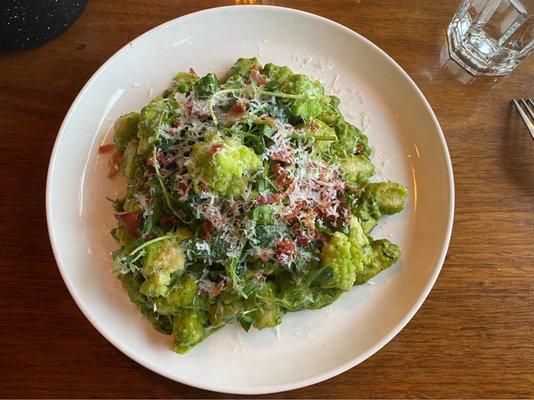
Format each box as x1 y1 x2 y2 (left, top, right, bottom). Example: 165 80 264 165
513 98 534 141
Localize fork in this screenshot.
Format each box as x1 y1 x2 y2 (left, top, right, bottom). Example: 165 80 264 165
513 99 534 141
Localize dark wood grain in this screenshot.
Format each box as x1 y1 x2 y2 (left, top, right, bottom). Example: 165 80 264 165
1 0 533 398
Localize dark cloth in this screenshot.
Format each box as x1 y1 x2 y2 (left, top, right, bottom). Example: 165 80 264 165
0 0 88 52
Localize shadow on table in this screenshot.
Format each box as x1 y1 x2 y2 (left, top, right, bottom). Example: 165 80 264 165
501 102 534 198
436 39 508 89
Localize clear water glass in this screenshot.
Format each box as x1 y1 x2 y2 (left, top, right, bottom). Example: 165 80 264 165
448 0 534 75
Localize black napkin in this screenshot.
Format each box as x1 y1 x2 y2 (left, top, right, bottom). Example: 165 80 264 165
0 0 89 52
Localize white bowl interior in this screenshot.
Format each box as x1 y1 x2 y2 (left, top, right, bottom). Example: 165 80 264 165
47 6 453 394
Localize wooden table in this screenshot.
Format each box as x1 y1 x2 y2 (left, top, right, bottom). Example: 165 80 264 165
1 0 533 397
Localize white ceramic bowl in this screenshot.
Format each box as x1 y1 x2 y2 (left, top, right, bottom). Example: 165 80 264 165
46 5 454 394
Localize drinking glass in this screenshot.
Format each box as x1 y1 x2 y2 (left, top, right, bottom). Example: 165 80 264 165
448 0 534 75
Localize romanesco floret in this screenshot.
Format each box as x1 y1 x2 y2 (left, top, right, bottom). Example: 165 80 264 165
189 135 261 197
139 238 186 297
320 232 356 291
320 217 370 291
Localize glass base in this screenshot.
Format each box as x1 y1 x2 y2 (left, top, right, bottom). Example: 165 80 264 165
447 21 518 76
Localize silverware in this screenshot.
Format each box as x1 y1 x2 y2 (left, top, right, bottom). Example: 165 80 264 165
513 99 534 141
